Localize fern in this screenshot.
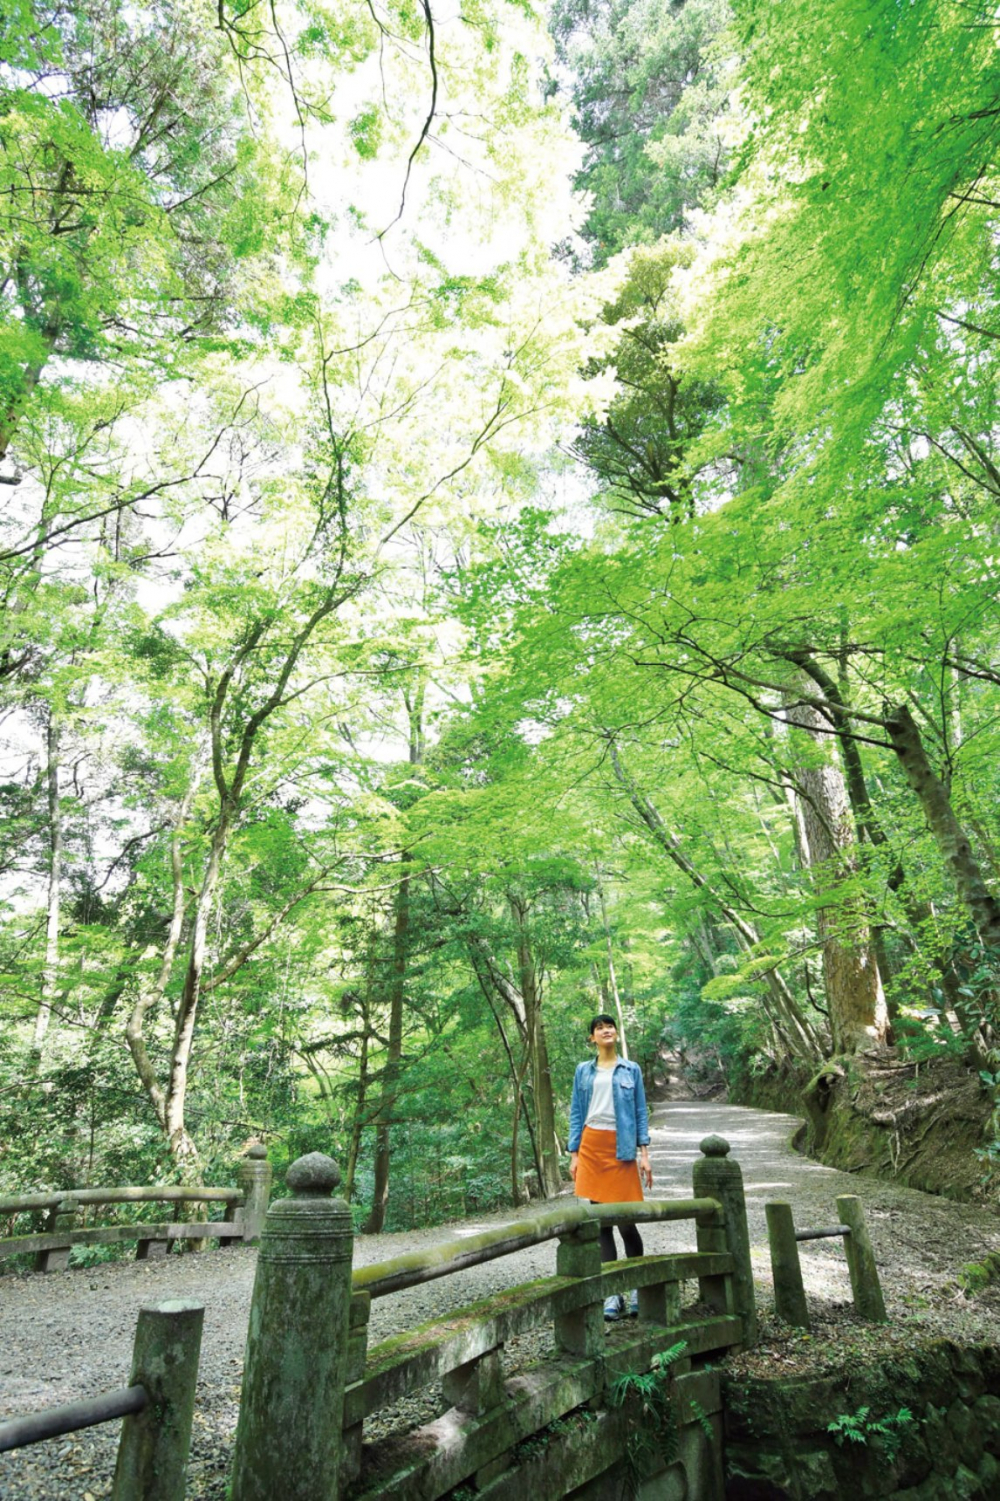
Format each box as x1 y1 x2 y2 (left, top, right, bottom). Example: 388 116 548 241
827 1405 916 1464
609 1342 689 1499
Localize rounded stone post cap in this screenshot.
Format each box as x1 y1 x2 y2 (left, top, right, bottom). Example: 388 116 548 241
244 1144 268 1160
286 1153 341 1195
700 1135 731 1157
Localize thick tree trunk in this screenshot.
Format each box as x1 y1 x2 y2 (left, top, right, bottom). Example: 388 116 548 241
786 694 888 1053
31 714 61 1064
885 704 1000 949
787 652 915 1014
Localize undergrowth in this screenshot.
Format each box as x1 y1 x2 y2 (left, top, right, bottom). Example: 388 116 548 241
609 1340 689 1498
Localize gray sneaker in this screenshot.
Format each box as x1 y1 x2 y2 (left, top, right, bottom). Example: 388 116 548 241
603 1293 626 1322
628 1289 639 1317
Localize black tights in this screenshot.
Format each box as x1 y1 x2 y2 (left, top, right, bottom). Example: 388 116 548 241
597 1219 643 1263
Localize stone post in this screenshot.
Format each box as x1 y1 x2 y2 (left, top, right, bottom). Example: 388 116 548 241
35 1196 78 1273
837 1195 887 1322
237 1144 273 1244
692 1135 757 1348
112 1299 204 1501
342 1290 370 1484
230 1153 353 1501
765 1202 810 1329
637 1274 680 1326
554 1220 604 1358
443 1349 505 1414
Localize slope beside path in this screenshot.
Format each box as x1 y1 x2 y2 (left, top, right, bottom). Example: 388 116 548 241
2 1100 999 1499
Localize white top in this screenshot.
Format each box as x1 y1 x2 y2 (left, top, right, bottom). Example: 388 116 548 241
585 1063 617 1132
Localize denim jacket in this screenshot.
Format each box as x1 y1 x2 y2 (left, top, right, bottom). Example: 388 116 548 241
567 1058 650 1162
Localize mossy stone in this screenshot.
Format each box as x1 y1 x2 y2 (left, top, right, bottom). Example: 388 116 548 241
952 1462 988 1498
724 1446 797 1499
948 1399 984 1470
973 1393 1000 1453
923 1402 961 1475
977 1451 999 1489
791 1447 839 1499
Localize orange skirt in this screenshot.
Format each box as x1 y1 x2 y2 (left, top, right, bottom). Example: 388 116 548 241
574 1126 643 1203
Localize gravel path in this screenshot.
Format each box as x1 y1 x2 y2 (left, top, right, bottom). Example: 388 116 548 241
3 1100 1000 1499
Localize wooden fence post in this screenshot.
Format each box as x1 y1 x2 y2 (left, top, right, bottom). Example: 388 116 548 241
837 1195 887 1322
765 1201 810 1329
111 1299 204 1501
692 1135 757 1348
237 1145 272 1245
230 1153 353 1501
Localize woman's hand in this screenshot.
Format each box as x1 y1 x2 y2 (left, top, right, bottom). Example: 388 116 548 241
639 1147 653 1190
570 1151 579 1181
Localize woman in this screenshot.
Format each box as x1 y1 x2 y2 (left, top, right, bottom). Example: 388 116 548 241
568 1013 653 1321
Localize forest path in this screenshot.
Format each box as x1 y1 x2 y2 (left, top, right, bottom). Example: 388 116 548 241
2 1099 1000 1499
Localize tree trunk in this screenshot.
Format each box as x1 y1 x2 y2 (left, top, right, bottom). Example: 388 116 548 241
31 713 62 1064
605 735 825 1060
786 694 888 1053
363 864 409 1233
787 651 915 1015
162 803 233 1181
343 1021 371 1203
362 679 425 1232
597 874 629 1058
511 901 562 1197
470 949 544 1202
126 770 202 1137
124 577 357 1179
885 703 1000 949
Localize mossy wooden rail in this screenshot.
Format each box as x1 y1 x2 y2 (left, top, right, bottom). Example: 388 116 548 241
229 1135 755 1501
0 1146 272 1271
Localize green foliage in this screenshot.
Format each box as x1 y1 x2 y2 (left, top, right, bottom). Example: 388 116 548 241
609 1341 689 1496
5 0 1000 1226
510 1406 600 1464
957 1251 1000 1298
893 1017 967 1065
552 0 733 261
827 1405 916 1464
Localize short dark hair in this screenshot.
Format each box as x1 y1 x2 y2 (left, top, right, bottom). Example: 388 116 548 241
589 1014 617 1036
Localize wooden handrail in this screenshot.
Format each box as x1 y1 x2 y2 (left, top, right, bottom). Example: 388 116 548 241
0 1185 241 1214
353 1197 721 1299
0 1385 148 1454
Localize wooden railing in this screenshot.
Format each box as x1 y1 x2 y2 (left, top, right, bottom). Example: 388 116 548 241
227 1136 757 1501
765 1195 887 1327
0 1300 204 1501
0 1147 273 1271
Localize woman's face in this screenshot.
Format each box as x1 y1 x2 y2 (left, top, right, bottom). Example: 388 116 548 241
590 1020 618 1046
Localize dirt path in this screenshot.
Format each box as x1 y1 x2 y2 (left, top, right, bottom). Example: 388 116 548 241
3 1100 999 1499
